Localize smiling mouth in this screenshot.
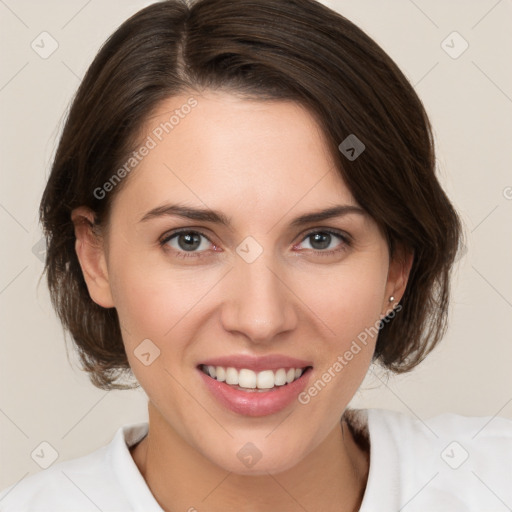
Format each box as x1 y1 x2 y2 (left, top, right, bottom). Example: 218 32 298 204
198 364 313 392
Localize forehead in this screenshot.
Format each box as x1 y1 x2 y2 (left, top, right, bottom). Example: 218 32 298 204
111 91 358 220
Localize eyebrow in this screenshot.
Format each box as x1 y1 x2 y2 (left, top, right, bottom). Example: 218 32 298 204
139 203 366 228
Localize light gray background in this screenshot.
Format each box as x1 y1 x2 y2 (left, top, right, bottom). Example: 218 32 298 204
1 0 511 491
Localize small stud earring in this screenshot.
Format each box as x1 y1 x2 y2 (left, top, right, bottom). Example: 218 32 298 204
389 296 395 302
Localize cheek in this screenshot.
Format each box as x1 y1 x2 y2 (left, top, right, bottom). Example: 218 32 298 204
106 241 167 338
293 263 386 420
298 255 388 348
107 247 221 348
107 254 211 403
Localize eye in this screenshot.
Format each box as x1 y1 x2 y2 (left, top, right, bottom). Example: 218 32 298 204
159 227 351 260
160 230 215 258
294 229 350 255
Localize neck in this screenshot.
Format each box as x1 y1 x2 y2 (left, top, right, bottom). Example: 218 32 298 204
131 402 369 512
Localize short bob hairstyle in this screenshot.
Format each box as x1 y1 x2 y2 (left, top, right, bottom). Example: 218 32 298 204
40 0 462 390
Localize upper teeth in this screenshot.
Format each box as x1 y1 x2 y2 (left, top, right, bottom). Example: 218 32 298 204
202 365 306 389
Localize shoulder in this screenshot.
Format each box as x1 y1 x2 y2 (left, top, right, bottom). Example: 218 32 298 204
0 423 151 512
347 407 512 511
0 446 113 511
369 406 512 441
368 407 512 463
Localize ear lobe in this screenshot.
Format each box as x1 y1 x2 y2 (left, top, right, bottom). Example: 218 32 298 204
382 244 414 316
71 206 114 308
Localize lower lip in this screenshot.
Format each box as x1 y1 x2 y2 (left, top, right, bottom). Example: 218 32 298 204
198 367 313 417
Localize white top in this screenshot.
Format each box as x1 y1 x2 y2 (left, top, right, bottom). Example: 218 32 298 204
1 408 511 511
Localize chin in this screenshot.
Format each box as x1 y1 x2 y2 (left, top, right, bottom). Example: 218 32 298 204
202 438 308 477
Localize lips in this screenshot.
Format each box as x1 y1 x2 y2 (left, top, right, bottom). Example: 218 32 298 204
198 354 313 372
198 366 313 416
196 354 314 416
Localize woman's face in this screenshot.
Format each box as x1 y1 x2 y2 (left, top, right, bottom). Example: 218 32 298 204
81 91 407 475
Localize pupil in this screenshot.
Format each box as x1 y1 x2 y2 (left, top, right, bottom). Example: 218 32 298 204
178 233 201 251
311 232 330 250
176 233 332 252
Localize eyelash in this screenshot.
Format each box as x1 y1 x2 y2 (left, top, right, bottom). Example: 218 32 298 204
159 228 351 260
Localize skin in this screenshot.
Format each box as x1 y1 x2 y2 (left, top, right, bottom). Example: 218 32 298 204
72 91 413 512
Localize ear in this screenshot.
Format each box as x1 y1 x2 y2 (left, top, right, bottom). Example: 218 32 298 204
381 243 414 317
71 206 114 308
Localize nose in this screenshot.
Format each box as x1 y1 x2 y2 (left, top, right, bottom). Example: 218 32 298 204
220 253 298 344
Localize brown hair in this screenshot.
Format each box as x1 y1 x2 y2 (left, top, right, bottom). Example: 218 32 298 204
40 0 463 390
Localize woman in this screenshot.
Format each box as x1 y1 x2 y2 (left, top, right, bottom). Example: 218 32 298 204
1 0 510 510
